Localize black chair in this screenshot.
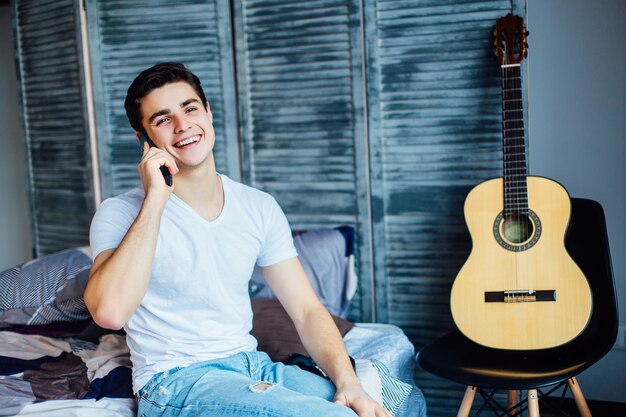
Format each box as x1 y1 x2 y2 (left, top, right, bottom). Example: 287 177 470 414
417 198 619 417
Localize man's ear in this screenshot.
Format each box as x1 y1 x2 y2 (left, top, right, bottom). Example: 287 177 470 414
205 101 213 122
135 131 141 142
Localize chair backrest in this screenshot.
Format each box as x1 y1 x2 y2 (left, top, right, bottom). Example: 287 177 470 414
565 198 619 358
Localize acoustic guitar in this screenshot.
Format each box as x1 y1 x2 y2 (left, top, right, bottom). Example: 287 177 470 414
449 14 592 350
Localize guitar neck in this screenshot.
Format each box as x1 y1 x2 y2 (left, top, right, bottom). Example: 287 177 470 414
501 63 528 215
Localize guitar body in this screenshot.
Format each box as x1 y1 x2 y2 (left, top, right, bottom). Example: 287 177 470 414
451 176 592 350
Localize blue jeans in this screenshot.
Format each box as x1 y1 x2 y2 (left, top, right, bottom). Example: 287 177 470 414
137 351 358 417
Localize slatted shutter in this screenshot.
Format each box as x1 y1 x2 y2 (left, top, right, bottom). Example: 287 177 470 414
12 1 530 412
12 0 96 256
233 0 373 321
85 0 239 198
364 1 526 415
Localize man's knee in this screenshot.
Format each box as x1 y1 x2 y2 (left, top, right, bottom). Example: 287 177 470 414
249 381 276 393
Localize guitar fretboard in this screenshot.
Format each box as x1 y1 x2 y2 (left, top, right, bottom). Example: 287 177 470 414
501 64 528 215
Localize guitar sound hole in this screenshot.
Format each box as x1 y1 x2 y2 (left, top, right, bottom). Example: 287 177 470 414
493 210 541 251
501 214 534 244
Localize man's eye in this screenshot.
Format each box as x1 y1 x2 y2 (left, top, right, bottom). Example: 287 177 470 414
155 117 169 126
186 106 197 113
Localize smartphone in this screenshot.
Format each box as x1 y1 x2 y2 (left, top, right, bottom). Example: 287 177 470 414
140 133 173 186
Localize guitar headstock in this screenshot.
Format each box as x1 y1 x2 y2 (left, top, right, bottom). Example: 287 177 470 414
493 13 529 65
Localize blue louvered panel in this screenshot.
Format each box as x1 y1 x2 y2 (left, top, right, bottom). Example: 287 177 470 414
234 0 372 320
371 0 515 325
13 0 96 256
86 0 238 198
385 213 469 342
365 0 525 415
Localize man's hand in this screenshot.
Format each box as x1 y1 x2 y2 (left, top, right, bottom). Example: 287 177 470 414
334 384 393 417
138 141 178 203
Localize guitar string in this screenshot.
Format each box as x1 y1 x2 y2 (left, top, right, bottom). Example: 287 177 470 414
511 51 524 294
502 44 518 293
502 37 526 294
511 36 527 296
514 37 528 296
512 55 524 295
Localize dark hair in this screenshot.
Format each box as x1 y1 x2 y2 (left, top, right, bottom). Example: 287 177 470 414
124 62 208 133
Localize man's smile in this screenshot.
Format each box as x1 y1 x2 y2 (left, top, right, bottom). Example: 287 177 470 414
174 135 201 148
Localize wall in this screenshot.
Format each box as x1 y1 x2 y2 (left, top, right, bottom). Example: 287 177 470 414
527 0 626 402
0 4 32 271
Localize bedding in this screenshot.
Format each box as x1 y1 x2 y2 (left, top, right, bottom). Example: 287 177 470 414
250 226 358 318
251 298 355 362
0 227 426 416
0 329 132 416
0 322 424 417
0 248 92 327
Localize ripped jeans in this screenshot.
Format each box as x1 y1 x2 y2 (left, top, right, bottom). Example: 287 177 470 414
136 351 358 417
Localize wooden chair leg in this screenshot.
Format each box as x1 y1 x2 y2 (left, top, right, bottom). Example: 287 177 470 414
567 377 592 417
457 386 477 417
527 389 540 417
508 390 518 415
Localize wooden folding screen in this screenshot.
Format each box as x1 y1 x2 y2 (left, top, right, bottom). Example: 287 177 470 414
13 1 526 415
232 0 373 321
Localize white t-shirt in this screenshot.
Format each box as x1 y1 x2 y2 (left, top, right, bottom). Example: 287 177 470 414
89 174 297 393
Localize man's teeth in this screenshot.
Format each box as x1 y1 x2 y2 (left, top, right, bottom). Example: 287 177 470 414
175 136 200 147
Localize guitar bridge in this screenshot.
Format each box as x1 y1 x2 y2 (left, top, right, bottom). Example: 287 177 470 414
485 290 556 303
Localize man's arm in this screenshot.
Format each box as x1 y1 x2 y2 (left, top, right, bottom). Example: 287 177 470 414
262 258 392 417
85 197 164 329
84 142 176 330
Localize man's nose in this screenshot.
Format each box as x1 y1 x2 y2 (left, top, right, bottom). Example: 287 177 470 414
173 115 191 133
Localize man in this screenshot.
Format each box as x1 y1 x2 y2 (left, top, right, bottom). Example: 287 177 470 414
84 62 391 417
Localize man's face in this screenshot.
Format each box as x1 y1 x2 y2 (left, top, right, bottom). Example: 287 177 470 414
139 81 215 170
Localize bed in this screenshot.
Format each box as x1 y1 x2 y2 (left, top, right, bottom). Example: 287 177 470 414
0 228 426 417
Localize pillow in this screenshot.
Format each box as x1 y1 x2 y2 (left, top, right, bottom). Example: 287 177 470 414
0 248 93 327
354 358 412 416
250 227 358 318
251 298 354 362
